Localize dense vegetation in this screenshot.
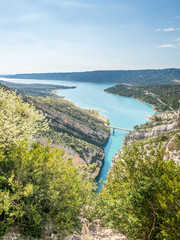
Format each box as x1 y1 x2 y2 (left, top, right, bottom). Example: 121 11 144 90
2 68 180 84
0 142 94 237
97 141 180 240
0 88 94 238
1 84 180 239
0 88 48 148
105 84 180 111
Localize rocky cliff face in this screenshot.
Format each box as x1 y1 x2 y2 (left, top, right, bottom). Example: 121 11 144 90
23 96 110 176
25 96 109 146
0 83 110 176
124 121 177 146
112 111 180 166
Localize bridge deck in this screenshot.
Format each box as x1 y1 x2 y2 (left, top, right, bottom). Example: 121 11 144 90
105 125 133 132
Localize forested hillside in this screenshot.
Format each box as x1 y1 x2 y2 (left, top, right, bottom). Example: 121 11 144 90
0 79 76 97
105 84 180 111
2 68 180 84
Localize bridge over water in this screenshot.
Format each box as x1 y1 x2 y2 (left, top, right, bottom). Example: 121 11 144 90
105 125 133 134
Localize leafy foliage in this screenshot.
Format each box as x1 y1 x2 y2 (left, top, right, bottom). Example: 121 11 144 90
0 88 48 149
0 87 95 238
0 142 94 237
97 142 180 240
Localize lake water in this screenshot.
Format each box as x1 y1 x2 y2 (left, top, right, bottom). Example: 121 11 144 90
2 78 154 190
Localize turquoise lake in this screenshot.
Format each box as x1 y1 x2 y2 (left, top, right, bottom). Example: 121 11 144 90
3 79 154 190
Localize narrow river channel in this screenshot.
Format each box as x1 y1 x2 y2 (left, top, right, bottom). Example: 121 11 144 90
57 81 154 190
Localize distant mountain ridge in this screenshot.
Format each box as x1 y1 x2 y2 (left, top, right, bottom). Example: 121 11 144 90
1 68 180 84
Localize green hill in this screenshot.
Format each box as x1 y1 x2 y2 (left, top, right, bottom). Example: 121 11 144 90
105 84 180 111
0 79 76 97
2 68 180 84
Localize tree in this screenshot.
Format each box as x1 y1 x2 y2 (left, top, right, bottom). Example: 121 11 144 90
0 88 95 237
0 88 48 149
97 142 180 240
0 141 94 237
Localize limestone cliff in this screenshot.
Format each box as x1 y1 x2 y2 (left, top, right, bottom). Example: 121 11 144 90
23 96 110 176
112 111 180 166
123 113 178 146
0 83 110 176
25 96 109 146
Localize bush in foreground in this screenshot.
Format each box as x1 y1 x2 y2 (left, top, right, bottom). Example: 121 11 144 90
0 142 94 237
0 88 48 149
97 142 180 240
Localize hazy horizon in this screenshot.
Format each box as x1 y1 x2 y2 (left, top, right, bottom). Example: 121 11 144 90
1 67 180 76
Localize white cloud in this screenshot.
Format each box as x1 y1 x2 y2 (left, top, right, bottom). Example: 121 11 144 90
177 43 180 46
157 44 174 48
176 38 180 41
164 27 180 32
163 27 175 32
155 27 180 32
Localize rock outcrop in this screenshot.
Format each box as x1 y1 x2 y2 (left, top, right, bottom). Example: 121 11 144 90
2 220 128 240
112 111 180 166
124 112 178 145
124 122 178 146
24 96 109 147
64 219 127 240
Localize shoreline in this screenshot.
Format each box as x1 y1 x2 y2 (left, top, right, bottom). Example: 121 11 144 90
105 91 156 110
55 90 108 123
94 110 107 122
105 91 157 120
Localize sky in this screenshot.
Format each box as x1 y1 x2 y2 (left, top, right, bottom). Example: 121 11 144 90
0 0 180 74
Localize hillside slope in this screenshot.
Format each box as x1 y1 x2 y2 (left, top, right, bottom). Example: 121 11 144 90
0 79 76 97
105 84 180 111
26 96 109 167
0 83 109 177
2 68 180 84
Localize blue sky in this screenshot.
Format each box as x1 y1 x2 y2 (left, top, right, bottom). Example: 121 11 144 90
0 0 180 74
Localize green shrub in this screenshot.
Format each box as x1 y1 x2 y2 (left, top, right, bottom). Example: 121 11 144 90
97 142 180 240
0 141 94 237
0 88 48 149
